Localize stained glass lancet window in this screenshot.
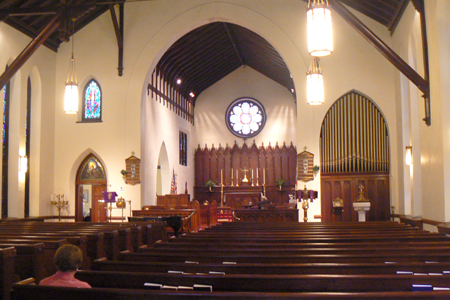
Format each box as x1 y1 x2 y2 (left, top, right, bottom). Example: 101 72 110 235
225 97 266 138
179 131 187 166
82 79 102 122
2 80 10 218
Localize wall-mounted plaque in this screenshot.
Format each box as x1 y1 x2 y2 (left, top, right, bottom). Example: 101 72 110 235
125 155 141 185
297 151 314 182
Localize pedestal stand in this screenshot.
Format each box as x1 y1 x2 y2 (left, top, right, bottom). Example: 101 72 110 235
353 184 371 222
353 201 371 222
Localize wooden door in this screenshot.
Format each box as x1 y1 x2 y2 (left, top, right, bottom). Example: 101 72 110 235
91 185 107 222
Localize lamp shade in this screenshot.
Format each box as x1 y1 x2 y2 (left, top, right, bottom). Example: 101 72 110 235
19 155 27 173
64 83 78 114
306 57 324 105
307 0 333 56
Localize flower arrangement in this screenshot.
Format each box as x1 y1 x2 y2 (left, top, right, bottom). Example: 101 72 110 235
205 179 216 187
313 165 320 176
276 178 285 186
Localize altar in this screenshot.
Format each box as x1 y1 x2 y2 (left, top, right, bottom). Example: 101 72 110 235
194 142 297 209
233 208 298 222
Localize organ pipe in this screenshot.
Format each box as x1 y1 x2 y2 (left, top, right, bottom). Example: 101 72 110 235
320 92 389 173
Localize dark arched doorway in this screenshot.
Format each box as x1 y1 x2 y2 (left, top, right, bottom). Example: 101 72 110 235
75 154 107 222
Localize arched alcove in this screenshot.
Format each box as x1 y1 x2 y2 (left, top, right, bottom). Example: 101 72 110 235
320 90 390 222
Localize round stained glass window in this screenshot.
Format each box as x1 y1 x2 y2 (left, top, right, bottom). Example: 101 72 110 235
225 97 266 138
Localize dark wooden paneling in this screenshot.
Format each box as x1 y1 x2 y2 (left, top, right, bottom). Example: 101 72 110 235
194 142 296 206
321 173 390 222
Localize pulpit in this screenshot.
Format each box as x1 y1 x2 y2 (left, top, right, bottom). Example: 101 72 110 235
353 185 371 222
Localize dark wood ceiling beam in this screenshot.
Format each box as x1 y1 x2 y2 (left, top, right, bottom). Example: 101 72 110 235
330 0 430 125
109 3 124 76
223 23 244 65
388 0 409 33
0 10 63 88
0 7 58 17
410 0 430 125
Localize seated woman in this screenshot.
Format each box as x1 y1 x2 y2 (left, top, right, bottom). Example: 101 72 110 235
39 244 91 288
258 195 271 209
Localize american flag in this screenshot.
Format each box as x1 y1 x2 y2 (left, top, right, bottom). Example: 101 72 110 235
170 169 177 194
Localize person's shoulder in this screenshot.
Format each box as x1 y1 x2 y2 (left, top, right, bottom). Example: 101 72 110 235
39 275 55 286
76 281 92 288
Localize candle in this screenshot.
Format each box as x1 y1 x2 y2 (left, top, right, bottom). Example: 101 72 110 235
263 169 265 185
221 169 223 185
236 169 238 181
251 169 253 178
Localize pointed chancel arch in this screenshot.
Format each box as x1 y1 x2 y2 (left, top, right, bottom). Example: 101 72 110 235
320 90 390 222
75 153 107 222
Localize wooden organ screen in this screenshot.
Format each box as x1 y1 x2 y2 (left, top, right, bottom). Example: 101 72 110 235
320 91 390 222
194 142 297 207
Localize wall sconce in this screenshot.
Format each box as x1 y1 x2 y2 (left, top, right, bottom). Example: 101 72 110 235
19 155 27 173
405 146 412 165
307 0 333 56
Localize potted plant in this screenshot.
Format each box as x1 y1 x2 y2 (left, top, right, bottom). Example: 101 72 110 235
313 165 320 176
276 178 285 190
205 179 216 192
120 169 127 179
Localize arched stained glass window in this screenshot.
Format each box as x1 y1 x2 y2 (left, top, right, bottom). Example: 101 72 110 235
82 79 102 122
225 97 266 138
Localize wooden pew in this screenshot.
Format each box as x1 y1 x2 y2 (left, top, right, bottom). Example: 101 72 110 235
72 270 450 293
0 247 15 300
91 258 450 275
10 284 450 300
0 243 46 282
168 234 450 244
156 240 450 250
0 238 67 279
119 250 450 264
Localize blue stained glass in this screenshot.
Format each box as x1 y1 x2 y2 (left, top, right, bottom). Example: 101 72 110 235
84 80 101 120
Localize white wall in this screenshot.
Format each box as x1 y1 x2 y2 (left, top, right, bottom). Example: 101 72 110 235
193 66 296 148
0 22 56 218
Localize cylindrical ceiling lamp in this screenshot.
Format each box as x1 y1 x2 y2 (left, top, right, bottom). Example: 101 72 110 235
307 0 333 56
306 57 324 105
64 20 78 114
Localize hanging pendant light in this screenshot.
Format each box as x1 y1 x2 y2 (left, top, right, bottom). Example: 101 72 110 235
64 20 78 114
306 57 324 105
307 0 333 56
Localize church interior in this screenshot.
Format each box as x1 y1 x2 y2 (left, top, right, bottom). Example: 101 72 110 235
2 0 450 298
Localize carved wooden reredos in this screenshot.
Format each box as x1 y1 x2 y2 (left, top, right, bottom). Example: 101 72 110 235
194 141 297 205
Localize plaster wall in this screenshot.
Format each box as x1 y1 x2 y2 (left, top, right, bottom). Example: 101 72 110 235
0 22 56 218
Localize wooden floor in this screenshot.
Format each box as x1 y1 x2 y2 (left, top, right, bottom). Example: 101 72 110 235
9 221 450 299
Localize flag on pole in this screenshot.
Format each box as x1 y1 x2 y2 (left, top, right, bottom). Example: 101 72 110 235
171 168 177 194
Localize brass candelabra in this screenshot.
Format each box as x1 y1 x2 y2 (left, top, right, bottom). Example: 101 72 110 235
50 194 69 221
